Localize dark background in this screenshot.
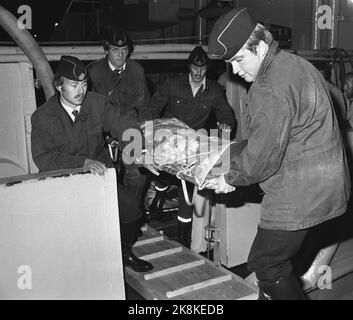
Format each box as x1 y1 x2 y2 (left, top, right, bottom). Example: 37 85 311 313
0 1 71 42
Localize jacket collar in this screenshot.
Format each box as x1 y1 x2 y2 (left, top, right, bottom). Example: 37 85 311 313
104 56 128 76
183 74 209 91
256 40 280 81
48 93 89 122
107 58 126 73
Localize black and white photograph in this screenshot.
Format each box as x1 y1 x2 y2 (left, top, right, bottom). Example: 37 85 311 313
1 0 353 302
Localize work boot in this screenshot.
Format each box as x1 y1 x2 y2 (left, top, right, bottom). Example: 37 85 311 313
259 273 306 300
177 220 192 248
123 247 153 273
121 221 153 273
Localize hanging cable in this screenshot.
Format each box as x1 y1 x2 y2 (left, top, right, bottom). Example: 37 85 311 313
328 48 353 89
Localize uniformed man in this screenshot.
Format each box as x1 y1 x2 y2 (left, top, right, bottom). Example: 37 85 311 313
87 28 151 238
206 8 350 299
31 55 154 273
149 45 236 248
87 27 151 121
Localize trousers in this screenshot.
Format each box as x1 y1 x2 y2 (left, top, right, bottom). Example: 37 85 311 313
117 165 147 224
154 173 195 221
247 227 308 282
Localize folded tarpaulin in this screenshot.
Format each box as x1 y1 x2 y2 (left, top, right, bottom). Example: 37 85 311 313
141 118 247 189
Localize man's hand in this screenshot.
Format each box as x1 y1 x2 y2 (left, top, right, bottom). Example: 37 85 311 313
83 159 107 176
204 175 236 194
217 122 232 133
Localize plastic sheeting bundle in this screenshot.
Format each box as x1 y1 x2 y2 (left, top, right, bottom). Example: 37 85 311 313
140 118 246 189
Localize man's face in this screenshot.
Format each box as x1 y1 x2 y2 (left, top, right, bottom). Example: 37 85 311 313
344 78 353 101
228 47 264 82
57 77 87 107
107 45 129 69
189 64 207 83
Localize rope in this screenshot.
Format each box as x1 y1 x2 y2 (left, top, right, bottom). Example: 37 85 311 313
328 48 353 89
175 162 198 206
180 178 198 206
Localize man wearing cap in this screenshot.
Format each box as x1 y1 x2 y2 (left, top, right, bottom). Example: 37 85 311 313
87 28 151 238
149 45 235 248
87 28 151 122
206 8 350 299
31 55 154 273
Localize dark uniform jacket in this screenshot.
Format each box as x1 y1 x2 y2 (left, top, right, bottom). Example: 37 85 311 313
149 74 235 130
31 92 137 172
225 41 351 231
87 57 151 121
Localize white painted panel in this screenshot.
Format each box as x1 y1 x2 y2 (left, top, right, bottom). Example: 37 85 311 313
0 169 125 300
217 202 261 268
191 192 260 268
0 62 38 179
191 190 212 253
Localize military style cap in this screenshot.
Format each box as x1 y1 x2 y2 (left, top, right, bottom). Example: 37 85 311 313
208 8 256 61
55 55 87 81
188 46 210 67
104 28 131 48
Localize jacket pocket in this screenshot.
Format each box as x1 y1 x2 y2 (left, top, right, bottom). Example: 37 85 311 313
261 169 296 223
170 96 188 117
288 143 349 220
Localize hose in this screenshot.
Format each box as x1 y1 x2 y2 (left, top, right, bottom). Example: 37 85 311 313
0 5 54 100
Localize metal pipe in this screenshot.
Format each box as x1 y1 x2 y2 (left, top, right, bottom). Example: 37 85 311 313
2 44 353 61
311 0 322 50
329 0 340 48
195 0 206 45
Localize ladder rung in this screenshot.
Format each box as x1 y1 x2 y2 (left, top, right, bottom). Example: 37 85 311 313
166 274 232 298
144 260 205 280
134 236 164 247
139 247 182 261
